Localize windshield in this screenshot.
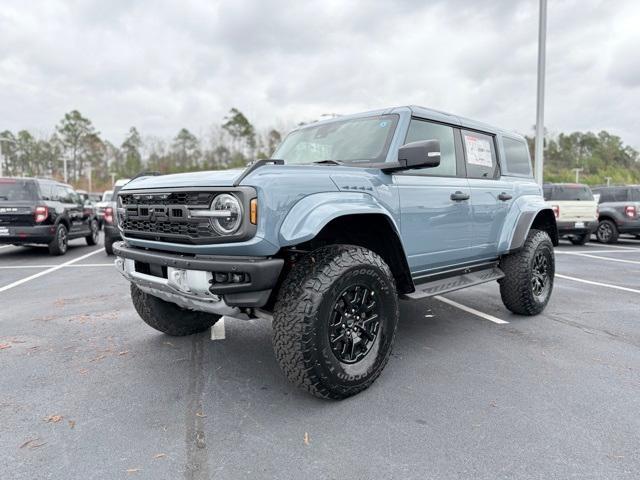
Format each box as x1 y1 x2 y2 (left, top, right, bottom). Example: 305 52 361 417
102 191 113 202
274 114 399 164
544 185 594 201
0 178 39 201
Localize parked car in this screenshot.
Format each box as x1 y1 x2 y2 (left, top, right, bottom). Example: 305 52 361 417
542 183 598 245
592 185 640 243
0 177 99 255
112 106 557 399
103 179 130 255
96 190 113 229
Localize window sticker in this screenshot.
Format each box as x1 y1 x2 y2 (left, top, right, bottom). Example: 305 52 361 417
464 135 493 168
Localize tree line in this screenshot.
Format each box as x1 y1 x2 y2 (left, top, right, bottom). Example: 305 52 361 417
526 130 640 185
0 108 283 191
2 109 639 191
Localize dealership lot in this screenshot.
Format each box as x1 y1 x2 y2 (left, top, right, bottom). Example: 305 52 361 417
1 238 639 479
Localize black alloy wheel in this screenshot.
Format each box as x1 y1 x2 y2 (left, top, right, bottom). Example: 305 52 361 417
328 285 381 364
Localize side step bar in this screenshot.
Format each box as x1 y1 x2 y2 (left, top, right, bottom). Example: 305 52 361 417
403 266 504 300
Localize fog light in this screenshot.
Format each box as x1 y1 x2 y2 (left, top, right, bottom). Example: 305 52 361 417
168 268 190 292
215 272 229 283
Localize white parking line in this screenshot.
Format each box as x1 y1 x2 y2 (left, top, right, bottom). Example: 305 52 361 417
555 252 640 265
556 249 640 254
434 295 508 324
556 274 640 294
0 249 103 294
0 263 112 270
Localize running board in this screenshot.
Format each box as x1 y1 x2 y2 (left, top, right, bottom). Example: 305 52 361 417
403 267 504 300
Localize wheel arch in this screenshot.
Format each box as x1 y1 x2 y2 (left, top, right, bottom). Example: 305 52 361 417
279 193 414 295
508 207 558 251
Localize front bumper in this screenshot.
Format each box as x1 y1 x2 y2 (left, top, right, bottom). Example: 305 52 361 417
556 220 597 236
113 242 284 315
0 224 56 244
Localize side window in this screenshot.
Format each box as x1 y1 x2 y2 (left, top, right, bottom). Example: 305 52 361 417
57 186 72 203
612 188 627 202
502 137 532 176
630 188 640 202
404 119 457 176
542 186 552 200
462 130 498 179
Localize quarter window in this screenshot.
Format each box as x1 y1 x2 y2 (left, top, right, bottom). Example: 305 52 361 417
502 137 532 176
462 130 498 179
404 119 457 176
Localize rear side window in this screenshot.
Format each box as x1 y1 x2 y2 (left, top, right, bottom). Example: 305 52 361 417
600 188 628 202
0 179 39 201
404 119 457 176
502 137 532 176
462 130 497 179
545 185 594 201
629 188 640 201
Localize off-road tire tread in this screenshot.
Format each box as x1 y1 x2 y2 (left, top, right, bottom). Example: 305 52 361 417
272 244 398 400
130 284 219 336
499 229 554 316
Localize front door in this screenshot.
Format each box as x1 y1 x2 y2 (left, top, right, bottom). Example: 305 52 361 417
395 118 475 275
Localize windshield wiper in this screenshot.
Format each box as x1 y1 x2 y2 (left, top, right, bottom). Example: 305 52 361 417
311 159 344 166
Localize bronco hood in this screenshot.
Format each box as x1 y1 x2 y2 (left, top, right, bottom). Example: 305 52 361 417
122 169 244 190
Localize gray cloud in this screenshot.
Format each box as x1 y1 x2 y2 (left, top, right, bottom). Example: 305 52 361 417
0 0 639 148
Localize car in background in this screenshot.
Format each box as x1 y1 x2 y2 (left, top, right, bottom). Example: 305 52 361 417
103 179 130 254
543 183 598 245
0 177 99 255
592 185 640 243
96 190 113 229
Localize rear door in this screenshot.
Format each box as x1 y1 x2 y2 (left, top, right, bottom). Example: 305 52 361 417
394 118 474 274
464 130 514 261
57 185 85 234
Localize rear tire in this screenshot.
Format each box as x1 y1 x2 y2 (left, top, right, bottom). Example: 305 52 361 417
272 245 399 400
85 220 99 246
596 219 618 244
48 224 68 256
569 233 589 245
499 229 554 315
130 284 220 336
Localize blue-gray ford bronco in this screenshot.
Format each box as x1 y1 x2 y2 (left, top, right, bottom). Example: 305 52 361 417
113 106 558 399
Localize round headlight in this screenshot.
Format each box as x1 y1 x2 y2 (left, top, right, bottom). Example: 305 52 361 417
210 194 242 235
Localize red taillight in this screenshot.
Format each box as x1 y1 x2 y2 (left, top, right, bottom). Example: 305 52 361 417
625 205 636 218
551 205 560 219
104 206 114 224
34 206 48 223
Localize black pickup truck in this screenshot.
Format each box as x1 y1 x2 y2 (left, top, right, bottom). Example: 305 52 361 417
0 177 99 255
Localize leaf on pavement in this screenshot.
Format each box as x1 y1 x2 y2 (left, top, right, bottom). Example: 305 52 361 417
303 432 310 446
45 414 63 423
126 468 141 473
154 453 166 459
0 344 11 350
68 420 76 429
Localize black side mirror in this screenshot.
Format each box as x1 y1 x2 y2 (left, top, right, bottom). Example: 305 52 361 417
398 139 440 169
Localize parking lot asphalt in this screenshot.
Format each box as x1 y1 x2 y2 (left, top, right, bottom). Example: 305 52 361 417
1 236 639 479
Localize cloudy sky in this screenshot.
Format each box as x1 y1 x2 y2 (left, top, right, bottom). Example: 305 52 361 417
1 0 639 148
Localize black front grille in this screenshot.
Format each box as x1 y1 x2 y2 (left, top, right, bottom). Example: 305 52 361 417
118 191 217 244
120 192 216 207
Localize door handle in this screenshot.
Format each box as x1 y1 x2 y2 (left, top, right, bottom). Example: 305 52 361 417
498 192 513 201
450 191 470 201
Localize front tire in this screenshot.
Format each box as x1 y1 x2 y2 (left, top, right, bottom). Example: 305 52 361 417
596 219 618 244
499 229 554 315
130 284 220 336
48 224 68 256
272 245 399 400
570 233 589 245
